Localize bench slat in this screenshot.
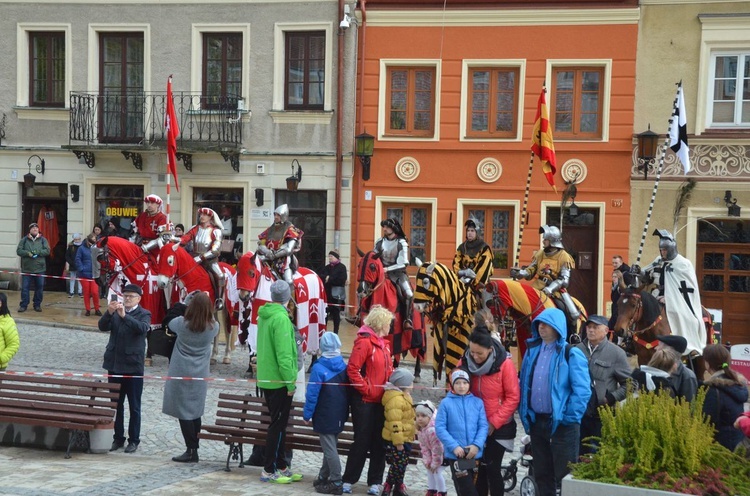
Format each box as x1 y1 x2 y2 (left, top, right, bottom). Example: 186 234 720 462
0 374 121 391
0 382 121 400
0 390 119 408
0 398 116 417
0 406 113 425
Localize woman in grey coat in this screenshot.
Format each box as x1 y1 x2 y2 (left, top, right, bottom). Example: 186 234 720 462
162 291 219 463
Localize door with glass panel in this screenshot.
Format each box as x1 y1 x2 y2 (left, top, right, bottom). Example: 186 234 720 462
99 32 144 143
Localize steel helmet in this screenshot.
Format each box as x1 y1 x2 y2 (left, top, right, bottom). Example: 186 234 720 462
274 204 290 223
539 225 563 249
653 229 678 261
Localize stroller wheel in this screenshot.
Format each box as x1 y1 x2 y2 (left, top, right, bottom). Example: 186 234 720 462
501 467 517 492
520 476 538 496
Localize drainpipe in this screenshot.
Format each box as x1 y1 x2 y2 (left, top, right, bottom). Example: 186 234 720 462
334 0 346 251
351 0 367 262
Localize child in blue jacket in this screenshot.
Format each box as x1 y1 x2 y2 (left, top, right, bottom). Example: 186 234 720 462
435 369 488 496
304 332 350 495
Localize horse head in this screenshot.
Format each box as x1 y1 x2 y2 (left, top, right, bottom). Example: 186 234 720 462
356 250 384 299
236 250 266 302
614 287 641 339
413 260 443 313
156 242 182 289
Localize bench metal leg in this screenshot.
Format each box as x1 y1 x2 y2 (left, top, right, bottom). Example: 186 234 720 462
225 442 244 472
66 430 90 459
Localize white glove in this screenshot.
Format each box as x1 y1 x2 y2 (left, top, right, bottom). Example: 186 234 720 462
458 268 477 279
194 255 202 263
172 242 180 252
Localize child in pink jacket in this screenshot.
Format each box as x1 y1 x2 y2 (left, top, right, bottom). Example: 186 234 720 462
415 400 446 496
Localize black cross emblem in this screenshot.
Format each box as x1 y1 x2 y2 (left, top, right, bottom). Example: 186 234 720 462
652 263 667 296
678 280 696 315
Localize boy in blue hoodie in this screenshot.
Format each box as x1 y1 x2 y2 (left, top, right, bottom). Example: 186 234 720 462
435 369 488 496
304 332 350 495
519 307 591 496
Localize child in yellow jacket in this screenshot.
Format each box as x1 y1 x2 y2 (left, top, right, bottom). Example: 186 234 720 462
381 368 416 496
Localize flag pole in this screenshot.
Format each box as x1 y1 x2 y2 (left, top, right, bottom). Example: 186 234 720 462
635 82 681 266
514 150 535 268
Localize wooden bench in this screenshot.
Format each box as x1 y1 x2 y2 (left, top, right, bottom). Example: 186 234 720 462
0 373 121 458
200 392 422 472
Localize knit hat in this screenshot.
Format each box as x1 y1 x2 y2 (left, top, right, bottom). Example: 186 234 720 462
451 369 470 387
328 250 340 259
415 400 436 417
656 334 688 354
389 368 414 389
122 284 143 296
29 223 39 229
320 332 342 353
270 280 291 303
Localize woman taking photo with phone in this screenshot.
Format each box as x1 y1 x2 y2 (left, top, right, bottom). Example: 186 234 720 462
162 291 219 462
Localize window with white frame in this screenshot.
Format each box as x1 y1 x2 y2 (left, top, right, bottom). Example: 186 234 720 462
17 24 72 110
708 53 750 127
272 22 333 117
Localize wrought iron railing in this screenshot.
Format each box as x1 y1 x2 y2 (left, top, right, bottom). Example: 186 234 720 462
69 91 243 148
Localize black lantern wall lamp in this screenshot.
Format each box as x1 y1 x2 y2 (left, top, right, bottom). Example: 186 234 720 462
565 171 580 217
24 154 45 188
355 131 374 181
725 190 741 217
286 159 303 192
636 125 659 180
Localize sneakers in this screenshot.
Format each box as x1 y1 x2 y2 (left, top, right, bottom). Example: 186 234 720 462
279 468 303 482
313 477 329 489
317 481 344 495
367 484 382 495
342 483 353 494
85 310 91 316
260 470 292 484
68 293 74 298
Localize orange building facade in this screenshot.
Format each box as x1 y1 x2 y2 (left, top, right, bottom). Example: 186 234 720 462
351 0 639 316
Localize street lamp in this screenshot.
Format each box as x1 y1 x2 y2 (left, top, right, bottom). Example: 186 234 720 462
286 159 302 192
636 125 659 180
24 154 46 189
355 131 374 181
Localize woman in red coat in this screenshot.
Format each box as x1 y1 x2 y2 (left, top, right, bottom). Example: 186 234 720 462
342 305 395 495
458 324 520 496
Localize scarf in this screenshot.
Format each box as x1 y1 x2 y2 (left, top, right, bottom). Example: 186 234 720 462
466 347 495 376
322 350 341 359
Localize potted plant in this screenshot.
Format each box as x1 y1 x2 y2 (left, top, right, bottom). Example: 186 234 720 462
565 388 750 495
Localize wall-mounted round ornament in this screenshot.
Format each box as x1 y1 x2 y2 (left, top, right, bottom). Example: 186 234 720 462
477 158 502 183
560 159 588 184
395 157 420 182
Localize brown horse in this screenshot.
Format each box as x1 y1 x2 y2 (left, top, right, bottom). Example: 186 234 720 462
614 288 709 379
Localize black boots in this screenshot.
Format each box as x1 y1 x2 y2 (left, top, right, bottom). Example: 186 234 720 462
172 448 199 463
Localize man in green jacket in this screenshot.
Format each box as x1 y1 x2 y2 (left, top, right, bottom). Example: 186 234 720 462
257 279 300 484
16 223 50 312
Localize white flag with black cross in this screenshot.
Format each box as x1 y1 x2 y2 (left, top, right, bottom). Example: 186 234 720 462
669 82 691 174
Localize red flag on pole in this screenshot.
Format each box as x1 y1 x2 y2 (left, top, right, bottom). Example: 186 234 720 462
531 86 557 192
165 76 180 192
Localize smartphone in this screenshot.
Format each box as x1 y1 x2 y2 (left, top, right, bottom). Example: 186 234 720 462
110 294 118 303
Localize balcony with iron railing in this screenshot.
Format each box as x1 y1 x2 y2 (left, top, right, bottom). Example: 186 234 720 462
68 91 244 150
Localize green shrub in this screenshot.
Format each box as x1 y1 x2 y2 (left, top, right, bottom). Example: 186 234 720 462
570 388 750 494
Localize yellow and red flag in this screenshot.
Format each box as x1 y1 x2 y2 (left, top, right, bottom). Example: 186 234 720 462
531 86 557 192
165 76 180 192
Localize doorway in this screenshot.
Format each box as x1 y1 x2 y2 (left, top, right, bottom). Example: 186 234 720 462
22 184 68 292
545 207 600 316
275 190 327 273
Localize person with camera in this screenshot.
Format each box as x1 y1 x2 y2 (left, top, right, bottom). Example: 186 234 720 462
16 222 50 313
319 250 347 334
435 369 488 496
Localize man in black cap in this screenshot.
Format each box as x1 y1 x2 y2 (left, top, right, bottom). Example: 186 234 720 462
16 222 50 312
575 314 632 454
98 283 151 453
656 334 697 402
318 250 347 334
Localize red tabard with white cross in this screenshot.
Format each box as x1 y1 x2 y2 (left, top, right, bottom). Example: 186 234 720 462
134 211 168 241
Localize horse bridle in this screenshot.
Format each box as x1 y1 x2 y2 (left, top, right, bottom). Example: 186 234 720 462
622 291 662 348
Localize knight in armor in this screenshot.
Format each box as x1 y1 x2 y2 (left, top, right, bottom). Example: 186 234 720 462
257 204 303 288
630 229 705 355
175 208 226 310
453 218 494 289
374 218 414 330
510 225 581 321
132 194 169 254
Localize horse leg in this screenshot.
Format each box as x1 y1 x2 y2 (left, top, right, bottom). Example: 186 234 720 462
221 310 232 364
211 333 219 365
413 356 421 383
688 355 707 381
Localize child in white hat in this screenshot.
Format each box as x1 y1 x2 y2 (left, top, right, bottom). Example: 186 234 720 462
415 400 446 496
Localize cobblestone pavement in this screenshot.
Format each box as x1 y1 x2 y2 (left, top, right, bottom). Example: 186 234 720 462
2 320 529 495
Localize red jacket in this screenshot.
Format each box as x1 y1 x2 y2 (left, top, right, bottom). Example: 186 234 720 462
737 411 750 438
459 340 520 430
347 325 393 403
